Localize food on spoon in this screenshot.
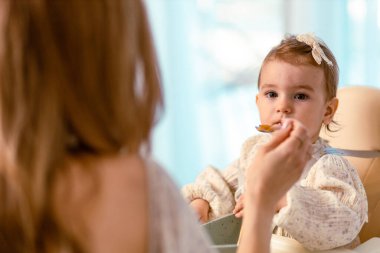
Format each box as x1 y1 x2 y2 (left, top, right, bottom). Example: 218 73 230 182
255 124 274 133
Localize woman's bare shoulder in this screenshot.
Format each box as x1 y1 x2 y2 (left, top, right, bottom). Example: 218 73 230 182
53 153 149 253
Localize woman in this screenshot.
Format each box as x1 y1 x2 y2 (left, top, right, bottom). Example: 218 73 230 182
0 1 310 252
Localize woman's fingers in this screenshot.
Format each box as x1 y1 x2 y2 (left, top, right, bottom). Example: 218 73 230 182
261 119 292 152
291 123 312 165
275 120 311 180
277 119 310 155
290 123 309 147
262 118 308 154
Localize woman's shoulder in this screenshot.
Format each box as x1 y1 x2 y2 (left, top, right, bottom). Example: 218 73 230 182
144 157 214 253
54 153 149 253
144 156 196 218
56 154 212 253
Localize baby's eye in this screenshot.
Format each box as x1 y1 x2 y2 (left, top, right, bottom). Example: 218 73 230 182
294 93 309 100
265 91 278 98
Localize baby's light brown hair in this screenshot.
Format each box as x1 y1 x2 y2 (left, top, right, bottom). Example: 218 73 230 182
258 34 339 101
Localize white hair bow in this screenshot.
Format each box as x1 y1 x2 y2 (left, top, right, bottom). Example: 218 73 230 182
296 33 333 66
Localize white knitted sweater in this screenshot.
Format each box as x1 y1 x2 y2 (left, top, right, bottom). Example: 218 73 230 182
182 134 368 251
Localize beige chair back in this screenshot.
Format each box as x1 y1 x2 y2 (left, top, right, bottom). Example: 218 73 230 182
320 85 380 242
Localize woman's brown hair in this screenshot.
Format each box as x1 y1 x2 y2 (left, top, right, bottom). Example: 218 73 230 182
257 34 339 131
0 0 162 252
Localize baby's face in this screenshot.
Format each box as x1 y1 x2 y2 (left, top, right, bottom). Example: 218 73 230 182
256 60 336 142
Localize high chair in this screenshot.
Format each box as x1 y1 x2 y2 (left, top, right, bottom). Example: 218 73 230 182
320 85 380 243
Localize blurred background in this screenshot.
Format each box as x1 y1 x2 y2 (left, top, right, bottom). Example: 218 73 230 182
145 0 380 186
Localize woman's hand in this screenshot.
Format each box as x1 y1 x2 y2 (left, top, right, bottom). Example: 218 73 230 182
190 198 210 223
245 118 311 211
238 119 311 253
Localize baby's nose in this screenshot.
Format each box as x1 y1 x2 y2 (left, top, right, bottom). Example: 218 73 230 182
276 99 292 114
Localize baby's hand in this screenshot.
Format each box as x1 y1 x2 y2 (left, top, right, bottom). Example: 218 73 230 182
233 194 245 218
190 199 210 223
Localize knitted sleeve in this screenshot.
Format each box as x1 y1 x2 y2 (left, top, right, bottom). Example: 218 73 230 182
181 161 240 219
274 155 368 251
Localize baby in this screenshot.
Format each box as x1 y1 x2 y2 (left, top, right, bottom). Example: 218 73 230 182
182 33 368 251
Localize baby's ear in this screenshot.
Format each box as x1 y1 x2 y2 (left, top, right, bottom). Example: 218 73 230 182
323 97 339 124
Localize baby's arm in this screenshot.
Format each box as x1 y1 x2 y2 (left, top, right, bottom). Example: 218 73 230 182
182 160 240 221
274 155 368 251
